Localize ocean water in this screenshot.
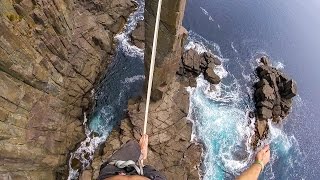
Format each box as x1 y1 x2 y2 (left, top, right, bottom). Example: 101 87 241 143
184 0 320 179
67 0 145 179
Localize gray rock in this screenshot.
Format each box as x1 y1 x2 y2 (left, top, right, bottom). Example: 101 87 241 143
205 68 221 84
257 107 273 120
256 101 274 109
260 56 270 66
282 79 297 99
255 84 275 101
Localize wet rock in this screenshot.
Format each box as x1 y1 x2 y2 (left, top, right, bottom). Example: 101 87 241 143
249 111 255 118
260 56 270 66
180 49 221 85
257 120 267 138
252 56 298 148
282 79 297 99
205 68 221 84
256 101 274 109
130 20 145 49
257 107 273 120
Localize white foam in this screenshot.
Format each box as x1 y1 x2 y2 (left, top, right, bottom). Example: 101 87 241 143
187 30 223 57
68 113 108 180
231 42 238 53
200 7 209 15
115 0 144 58
200 7 215 22
122 75 145 84
274 61 285 69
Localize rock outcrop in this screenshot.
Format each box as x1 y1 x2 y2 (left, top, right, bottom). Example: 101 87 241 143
130 20 145 49
252 56 297 147
178 49 221 85
0 0 135 179
145 0 187 101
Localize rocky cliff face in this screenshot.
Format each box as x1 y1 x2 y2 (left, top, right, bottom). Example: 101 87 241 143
87 0 204 179
144 0 187 101
0 0 135 179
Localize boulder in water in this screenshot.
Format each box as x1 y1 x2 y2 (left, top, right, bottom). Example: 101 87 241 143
179 49 221 85
252 56 298 148
205 68 221 84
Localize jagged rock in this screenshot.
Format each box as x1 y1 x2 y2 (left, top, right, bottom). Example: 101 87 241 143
205 68 221 84
252 56 297 149
257 120 267 138
257 107 273 120
180 49 221 85
130 20 145 49
145 0 187 101
255 79 269 88
281 98 293 112
92 78 201 180
260 56 270 66
213 57 222 65
257 101 274 109
204 52 221 65
0 0 136 178
282 79 297 99
255 84 275 101
272 105 282 117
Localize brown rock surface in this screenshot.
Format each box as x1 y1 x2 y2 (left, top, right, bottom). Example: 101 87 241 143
131 20 145 49
145 0 187 101
179 49 221 84
91 78 201 180
0 0 135 179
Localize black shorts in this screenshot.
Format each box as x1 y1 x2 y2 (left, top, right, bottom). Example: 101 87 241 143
97 140 166 180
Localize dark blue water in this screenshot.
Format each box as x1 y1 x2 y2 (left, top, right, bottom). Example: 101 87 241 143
184 0 320 179
89 51 144 135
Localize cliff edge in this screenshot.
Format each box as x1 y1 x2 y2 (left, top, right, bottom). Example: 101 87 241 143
0 0 135 179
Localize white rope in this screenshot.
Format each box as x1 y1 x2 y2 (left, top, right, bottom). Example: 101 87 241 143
143 0 163 135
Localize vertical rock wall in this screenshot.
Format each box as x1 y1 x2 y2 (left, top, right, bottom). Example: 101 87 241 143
144 0 187 101
0 0 135 179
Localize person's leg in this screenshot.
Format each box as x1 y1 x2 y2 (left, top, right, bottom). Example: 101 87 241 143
98 140 141 180
107 140 141 163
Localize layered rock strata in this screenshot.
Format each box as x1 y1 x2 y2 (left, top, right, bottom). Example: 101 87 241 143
0 0 135 179
252 56 297 147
